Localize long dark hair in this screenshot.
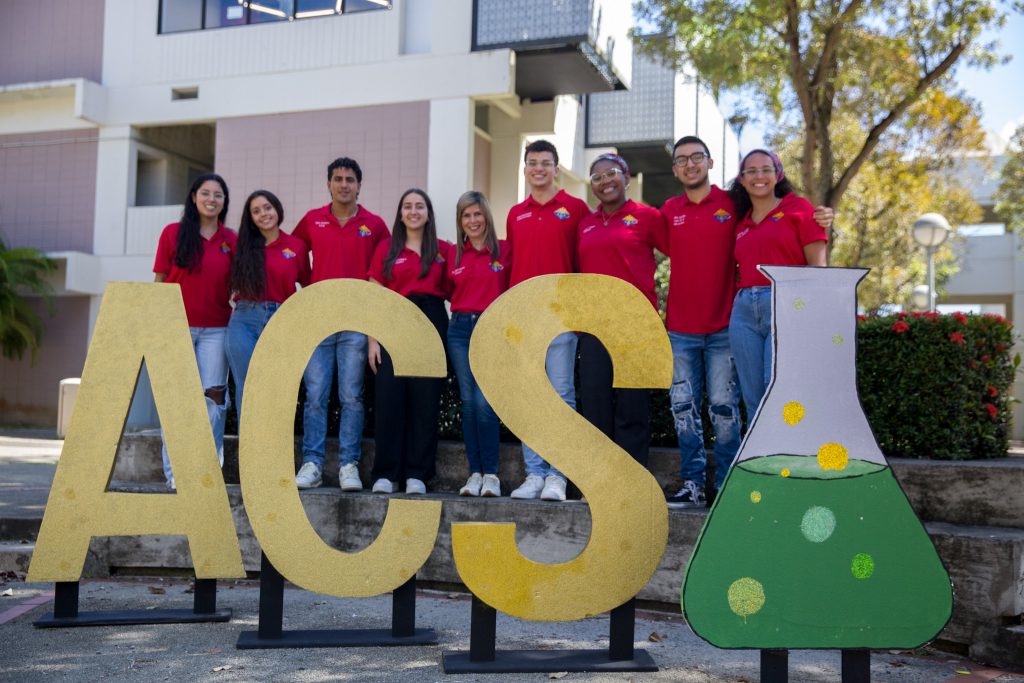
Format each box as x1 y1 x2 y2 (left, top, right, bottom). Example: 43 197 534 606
231 190 284 301
175 173 230 271
383 188 438 281
728 149 793 219
454 191 499 266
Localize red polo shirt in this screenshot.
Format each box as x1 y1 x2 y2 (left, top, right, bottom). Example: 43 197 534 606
661 185 738 334
292 203 389 283
506 189 589 286
734 193 826 288
369 239 451 298
577 199 668 309
447 240 512 313
259 232 311 304
153 222 236 327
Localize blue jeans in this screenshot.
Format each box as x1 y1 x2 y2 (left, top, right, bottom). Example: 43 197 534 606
669 330 741 489
301 330 367 468
521 331 577 478
161 326 228 484
729 286 774 419
225 301 280 424
447 313 500 474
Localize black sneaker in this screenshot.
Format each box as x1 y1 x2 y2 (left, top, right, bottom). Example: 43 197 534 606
667 480 705 508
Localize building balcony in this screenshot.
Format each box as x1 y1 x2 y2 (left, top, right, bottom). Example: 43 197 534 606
473 0 631 100
586 48 739 207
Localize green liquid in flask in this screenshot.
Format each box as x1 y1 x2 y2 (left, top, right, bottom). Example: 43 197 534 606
682 266 952 651
682 454 952 649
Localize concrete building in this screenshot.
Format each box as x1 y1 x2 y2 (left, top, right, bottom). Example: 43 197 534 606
0 0 739 426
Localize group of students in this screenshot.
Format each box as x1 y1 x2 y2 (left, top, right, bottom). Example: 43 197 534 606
154 136 831 505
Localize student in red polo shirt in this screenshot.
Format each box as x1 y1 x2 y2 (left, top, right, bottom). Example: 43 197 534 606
577 153 668 470
505 140 589 502
447 191 511 498
291 158 389 492
153 173 235 490
729 149 827 418
660 136 833 508
367 189 451 495
225 190 310 424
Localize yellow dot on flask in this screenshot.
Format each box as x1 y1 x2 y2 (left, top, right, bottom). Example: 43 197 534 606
782 401 805 425
817 442 849 471
750 490 762 503
780 468 791 478
793 298 806 310
727 578 765 619
832 334 844 345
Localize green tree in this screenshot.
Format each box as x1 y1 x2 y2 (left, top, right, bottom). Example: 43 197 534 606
633 0 1015 220
994 124 1024 235
0 238 56 362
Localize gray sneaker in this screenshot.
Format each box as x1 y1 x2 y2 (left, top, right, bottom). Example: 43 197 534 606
339 463 362 491
480 474 501 497
460 472 483 497
295 462 322 489
667 480 705 508
540 475 567 501
510 474 545 499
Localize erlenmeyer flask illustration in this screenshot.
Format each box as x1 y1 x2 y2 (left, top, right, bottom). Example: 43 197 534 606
682 266 952 649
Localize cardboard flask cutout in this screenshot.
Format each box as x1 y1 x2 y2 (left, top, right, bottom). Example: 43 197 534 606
682 266 953 649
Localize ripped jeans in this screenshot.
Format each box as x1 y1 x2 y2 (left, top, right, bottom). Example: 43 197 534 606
668 329 741 490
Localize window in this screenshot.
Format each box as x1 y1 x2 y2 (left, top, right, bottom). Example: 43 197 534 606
158 0 391 34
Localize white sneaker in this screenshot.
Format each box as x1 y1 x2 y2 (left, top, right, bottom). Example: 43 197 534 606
460 472 483 497
295 462 322 489
480 474 501 498
371 478 395 494
405 478 426 495
540 475 567 501
339 463 362 491
510 474 545 500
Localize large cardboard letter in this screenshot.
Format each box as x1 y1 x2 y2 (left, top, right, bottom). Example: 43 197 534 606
239 280 444 597
28 283 245 582
451 274 672 620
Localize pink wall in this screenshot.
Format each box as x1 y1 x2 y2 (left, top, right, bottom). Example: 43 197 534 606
0 0 105 86
0 297 90 426
0 130 98 253
215 102 430 232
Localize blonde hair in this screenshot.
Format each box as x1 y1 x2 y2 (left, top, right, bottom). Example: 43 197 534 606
454 191 499 266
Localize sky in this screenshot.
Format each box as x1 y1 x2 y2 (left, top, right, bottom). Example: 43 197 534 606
728 10 1024 155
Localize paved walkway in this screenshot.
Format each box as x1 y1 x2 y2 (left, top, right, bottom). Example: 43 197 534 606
0 432 1022 682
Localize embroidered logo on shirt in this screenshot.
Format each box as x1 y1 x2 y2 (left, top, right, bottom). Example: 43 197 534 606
672 215 686 226
452 266 466 276
357 225 372 237
281 248 297 260
220 241 231 254
489 260 504 272
517 212 533 221
582 225 597 234
622 214 639 226
713 209 732 223
435 253 446 263
553 207 570 220
315 220 331 228
771 211 785 222
395 257 408 264
736 228 750 241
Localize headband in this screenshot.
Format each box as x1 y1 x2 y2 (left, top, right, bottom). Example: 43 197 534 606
590 153 630 177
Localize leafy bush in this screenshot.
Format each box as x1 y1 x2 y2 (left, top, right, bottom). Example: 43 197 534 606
856 312 1017 459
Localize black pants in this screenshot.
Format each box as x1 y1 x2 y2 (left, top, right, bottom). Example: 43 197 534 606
371 295 448 485
577 333 651 467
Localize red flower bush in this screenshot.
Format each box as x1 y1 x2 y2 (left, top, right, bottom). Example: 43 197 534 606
985 403 999 419
949 331 965 345
891 321 910 333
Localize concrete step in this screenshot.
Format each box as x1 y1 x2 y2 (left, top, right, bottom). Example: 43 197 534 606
111 432 1024 528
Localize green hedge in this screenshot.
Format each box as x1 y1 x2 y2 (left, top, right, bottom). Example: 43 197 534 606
231 313 1016 461
856 312 1017 460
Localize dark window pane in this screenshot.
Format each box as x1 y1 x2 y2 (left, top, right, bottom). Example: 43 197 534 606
250 0 293 23
344 0 391 13
295 0 337 19
205 0 248 28
160 0 203 33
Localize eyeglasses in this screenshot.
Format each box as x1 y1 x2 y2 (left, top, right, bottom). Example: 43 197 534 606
589 168 625 183
740 166 777 178
672 152 708 167
525 160 556 169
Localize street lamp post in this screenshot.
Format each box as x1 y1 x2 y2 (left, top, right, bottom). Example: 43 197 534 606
912 213 952 311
